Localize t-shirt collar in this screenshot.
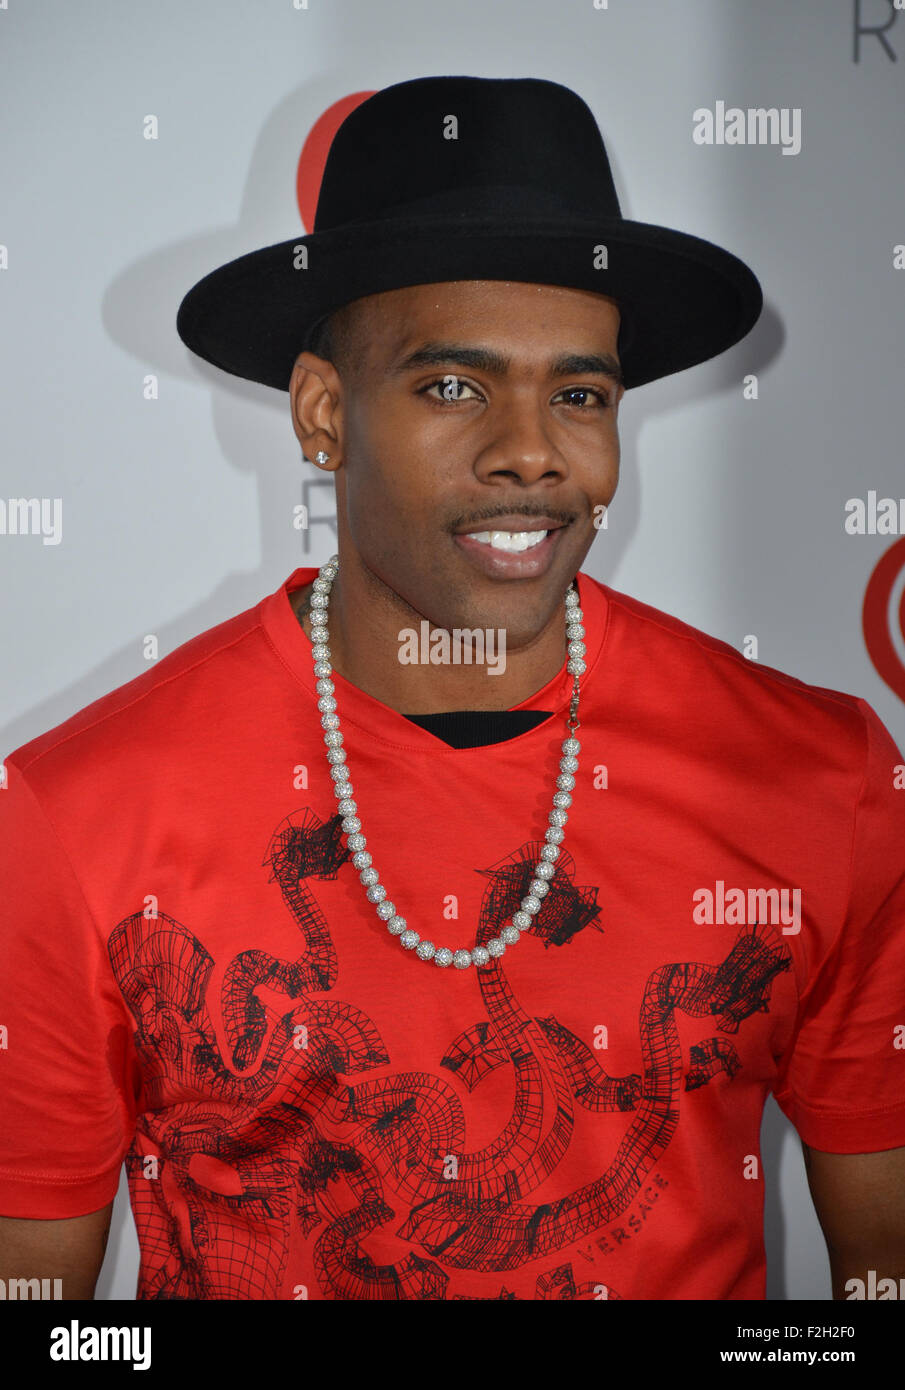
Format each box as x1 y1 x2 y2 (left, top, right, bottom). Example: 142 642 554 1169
260 564 609 753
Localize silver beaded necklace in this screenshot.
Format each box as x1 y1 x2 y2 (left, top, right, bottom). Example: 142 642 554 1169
308 553 587 970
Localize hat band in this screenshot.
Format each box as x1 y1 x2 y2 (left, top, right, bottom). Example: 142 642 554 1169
316 182 620 231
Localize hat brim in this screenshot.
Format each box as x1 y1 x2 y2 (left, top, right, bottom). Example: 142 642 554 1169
176 214 763 391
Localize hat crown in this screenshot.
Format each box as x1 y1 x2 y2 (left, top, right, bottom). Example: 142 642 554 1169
313 75 623 231
176 73 763 393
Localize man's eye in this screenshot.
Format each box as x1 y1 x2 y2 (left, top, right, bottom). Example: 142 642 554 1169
418 380 610 407
556 386 611 409
420 375 481 402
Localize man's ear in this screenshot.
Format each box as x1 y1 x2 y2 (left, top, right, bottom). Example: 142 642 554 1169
289 351 343 468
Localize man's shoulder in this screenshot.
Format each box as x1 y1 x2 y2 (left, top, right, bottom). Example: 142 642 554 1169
6 587 271 792
586 573 872 740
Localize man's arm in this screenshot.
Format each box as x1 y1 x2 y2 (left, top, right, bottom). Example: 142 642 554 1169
802 1142 905 1299
0 1203 114 1300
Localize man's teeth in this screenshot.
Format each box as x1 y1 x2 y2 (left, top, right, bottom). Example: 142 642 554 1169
466 529 549 552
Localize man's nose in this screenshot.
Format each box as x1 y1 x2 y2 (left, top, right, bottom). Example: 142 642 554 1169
473 398 565 484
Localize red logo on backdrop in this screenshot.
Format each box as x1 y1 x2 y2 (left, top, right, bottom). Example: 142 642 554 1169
296 91 377 233
863 537 905 705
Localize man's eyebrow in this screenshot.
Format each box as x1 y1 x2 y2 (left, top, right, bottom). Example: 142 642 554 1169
388 342 624 386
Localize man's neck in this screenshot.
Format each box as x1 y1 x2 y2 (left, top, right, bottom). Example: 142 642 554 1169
289 576 569 715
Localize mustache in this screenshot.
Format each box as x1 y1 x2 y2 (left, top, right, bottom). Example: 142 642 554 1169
449 507 578 530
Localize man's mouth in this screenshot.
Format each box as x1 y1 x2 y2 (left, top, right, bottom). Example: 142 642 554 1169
452 518 569 578
463 529 550 553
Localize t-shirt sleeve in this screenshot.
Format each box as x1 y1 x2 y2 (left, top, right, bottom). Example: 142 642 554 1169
0 758 137 1216
772 698 905 1153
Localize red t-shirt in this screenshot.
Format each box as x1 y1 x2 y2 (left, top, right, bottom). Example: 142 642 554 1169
2 566 905 1301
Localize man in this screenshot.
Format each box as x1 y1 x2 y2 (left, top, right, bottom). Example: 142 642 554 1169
1 75 903 1302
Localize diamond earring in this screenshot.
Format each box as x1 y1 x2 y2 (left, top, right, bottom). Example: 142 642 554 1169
315 450 330 465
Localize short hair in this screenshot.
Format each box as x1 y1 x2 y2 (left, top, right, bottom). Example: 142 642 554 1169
307 312 337 362
306 304 358 376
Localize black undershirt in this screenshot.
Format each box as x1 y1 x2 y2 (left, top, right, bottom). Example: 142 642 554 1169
402 709 554 749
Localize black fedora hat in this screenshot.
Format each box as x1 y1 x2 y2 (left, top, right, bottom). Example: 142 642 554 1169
176 74 763 392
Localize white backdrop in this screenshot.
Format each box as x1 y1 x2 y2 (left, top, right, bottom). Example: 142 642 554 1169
2 0 904 1300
